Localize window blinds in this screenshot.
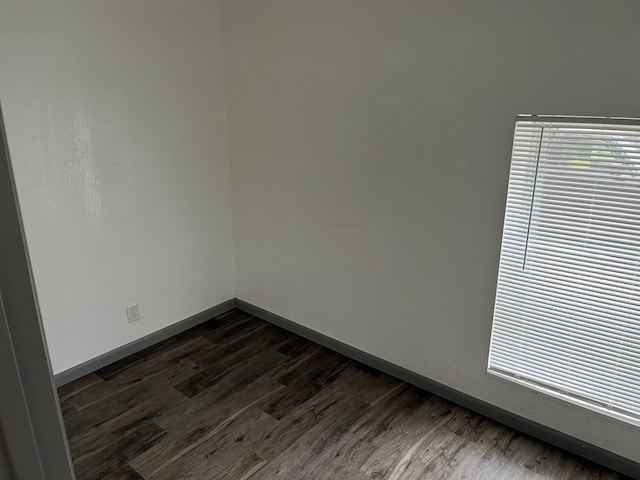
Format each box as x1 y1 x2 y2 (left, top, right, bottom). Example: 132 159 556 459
489 116 640 424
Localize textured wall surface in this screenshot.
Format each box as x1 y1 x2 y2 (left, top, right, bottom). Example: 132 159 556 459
0 0 235 373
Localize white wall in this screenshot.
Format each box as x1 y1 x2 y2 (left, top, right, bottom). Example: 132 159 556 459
0 0 235 374
221 0 640 462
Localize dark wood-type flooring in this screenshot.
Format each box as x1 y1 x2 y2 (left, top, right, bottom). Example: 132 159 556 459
58 309 628 479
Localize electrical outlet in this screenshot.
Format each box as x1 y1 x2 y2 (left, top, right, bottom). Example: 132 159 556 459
126 303 141 323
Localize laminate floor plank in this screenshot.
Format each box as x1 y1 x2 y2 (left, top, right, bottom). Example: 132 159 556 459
58 373 105 402
248 395 371 479
178 328 291 398
200 312 264 346
447 439 544 480
259 364 348 420
351 387 453 446
303 431 377 480
72 421 165 480
69 340 209 410
155 376 283 433
174 348 287 405
94 319 225 382
275 335 314 357
62 362 191 463
257 345 352 419
150 408 279 480
130 381 286 477
252 385 363 461
59 309 630 480
331 362 403 405
357 399 462 479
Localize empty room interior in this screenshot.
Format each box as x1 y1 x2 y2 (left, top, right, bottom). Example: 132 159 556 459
2 0 640 479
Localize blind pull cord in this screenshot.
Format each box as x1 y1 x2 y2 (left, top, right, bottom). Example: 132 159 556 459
523 126 544 271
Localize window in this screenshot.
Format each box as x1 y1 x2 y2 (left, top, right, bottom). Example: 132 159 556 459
489 116 640 425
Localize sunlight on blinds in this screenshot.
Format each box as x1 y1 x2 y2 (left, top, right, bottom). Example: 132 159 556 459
489 117 640 425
